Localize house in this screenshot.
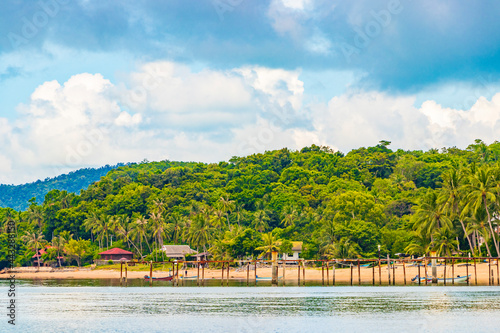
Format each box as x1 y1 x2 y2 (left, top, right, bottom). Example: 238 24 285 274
281 242 303 261
32 248 47 266
98 248 133 262
32 246 65 267
162 245 197 259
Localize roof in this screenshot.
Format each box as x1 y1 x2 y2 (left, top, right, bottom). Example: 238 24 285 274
276 241 303 252
99 248 133 255
162 245 196 257
32 249 47 258
291 242 303 251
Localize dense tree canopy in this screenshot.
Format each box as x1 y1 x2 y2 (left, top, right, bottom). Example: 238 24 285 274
2 140 500 269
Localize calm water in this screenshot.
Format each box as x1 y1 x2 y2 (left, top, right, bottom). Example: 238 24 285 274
2 280 500 332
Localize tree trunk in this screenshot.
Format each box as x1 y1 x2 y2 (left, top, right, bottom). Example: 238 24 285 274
459 219 475 256
483 196 500 255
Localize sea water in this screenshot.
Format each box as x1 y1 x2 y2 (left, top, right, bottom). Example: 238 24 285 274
2 280 500 332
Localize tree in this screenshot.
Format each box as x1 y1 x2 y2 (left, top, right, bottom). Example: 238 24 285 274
432 228 459 257
463 166 499 256
220 195 235 228
22 232 45 269
27 205 44 233
253 210 269 232
65 239 91 267
255 232 280 259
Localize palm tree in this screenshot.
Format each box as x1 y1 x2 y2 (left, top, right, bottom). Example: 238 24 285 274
413 191 451 239
83 211 100 244
220 195 235 228
465 206 492 257
253 210 269 232
440 168 475 255
281 206 298 227
463 166 499 255
211 209 225 231
168 212 185 244
186 213 215 253
133 215 151 255
52 235 66 267
22 232 45 269
405 232 432 256
27 205 44 233
255 232 280 259
432 228 459 257
325 238 357 259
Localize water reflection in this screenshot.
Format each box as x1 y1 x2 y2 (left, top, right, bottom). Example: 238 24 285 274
3 281 500 332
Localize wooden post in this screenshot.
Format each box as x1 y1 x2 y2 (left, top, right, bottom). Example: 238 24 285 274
443 259 447 286
125 264 128 286
297 262 301 286
378 258 381 286
431 252 437 284
283 261 286 286
149 261 153 286
322 262 325 286
333 262 336 286
358 259 361 286
350 262 353 286
452 259 455 285
120 262 123 284
254 261 257 286
302 261 306 286
271 251 278 285
489 259 492 286
474 258 477 285
387 255 391 286
172 262 175 286
197 262 200 286
497 258 499 285
221 262 225 286
466 258 469 286
202 262 205 286
326 261 329 286
175 262 179 287
492 269 495 285
227 261 230 286
418 263 421 286
372 262 375 286
403 260 406 286
392 260 395 285
424 259 428 285
246 262 250 286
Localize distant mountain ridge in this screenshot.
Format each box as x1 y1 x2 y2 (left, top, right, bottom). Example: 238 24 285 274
0 164 124 211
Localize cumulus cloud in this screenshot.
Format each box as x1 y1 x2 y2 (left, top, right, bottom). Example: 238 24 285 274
2 60 500 185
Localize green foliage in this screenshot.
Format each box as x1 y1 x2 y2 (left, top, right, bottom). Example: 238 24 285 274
3 140 500 267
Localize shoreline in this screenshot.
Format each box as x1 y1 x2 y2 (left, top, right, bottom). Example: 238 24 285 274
2 262 498 285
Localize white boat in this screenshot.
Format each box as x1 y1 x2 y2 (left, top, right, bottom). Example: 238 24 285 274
412 275 470 283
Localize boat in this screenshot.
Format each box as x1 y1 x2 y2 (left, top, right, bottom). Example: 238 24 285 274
180 275 199 280
411 275 470 283
256 275 283 281
143 275 173 281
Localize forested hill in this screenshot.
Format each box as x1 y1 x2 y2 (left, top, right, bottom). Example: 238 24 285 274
0 165 122 211
2 140 500 269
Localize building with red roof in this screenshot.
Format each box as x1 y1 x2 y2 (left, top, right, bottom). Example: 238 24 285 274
98 248 133 261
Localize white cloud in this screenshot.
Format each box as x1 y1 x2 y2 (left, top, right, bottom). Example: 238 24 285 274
3 60 500 185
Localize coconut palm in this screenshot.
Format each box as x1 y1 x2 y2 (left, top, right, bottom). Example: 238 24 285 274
52 235 66 267
413 191 452 239
133 215 151 255
220 195 235 228
253 210 269 232
255 232 281 259
462 166 499 255
325 238 357 259
440 168 475 255
186 213 215 253
281 206 298 227
465 206 492 257
22 232 45 269
405 232 432 256
432 228 459 257
27 205 44 233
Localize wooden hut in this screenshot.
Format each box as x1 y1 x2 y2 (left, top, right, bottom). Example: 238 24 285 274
98 248 133 261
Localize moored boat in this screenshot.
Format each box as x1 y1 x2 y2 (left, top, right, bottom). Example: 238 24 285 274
144 275 173 281
411 275 470 283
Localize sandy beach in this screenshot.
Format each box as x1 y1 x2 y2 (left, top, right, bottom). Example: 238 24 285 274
3 262 499 285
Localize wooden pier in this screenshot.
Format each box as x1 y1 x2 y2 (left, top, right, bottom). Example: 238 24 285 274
118 256 500 287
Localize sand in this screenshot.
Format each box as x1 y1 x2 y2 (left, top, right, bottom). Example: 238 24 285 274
2 262 499 285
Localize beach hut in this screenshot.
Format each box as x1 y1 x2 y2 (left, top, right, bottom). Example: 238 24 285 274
281 242 303 262
98 248 133 262
162 245 197 260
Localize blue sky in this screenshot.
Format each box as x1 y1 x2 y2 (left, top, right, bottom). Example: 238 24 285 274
1 0 500 184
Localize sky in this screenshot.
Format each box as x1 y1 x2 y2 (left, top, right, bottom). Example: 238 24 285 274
1 0 500 184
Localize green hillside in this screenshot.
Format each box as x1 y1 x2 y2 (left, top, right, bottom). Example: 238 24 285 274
2 140 500 269
0 165 122 211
